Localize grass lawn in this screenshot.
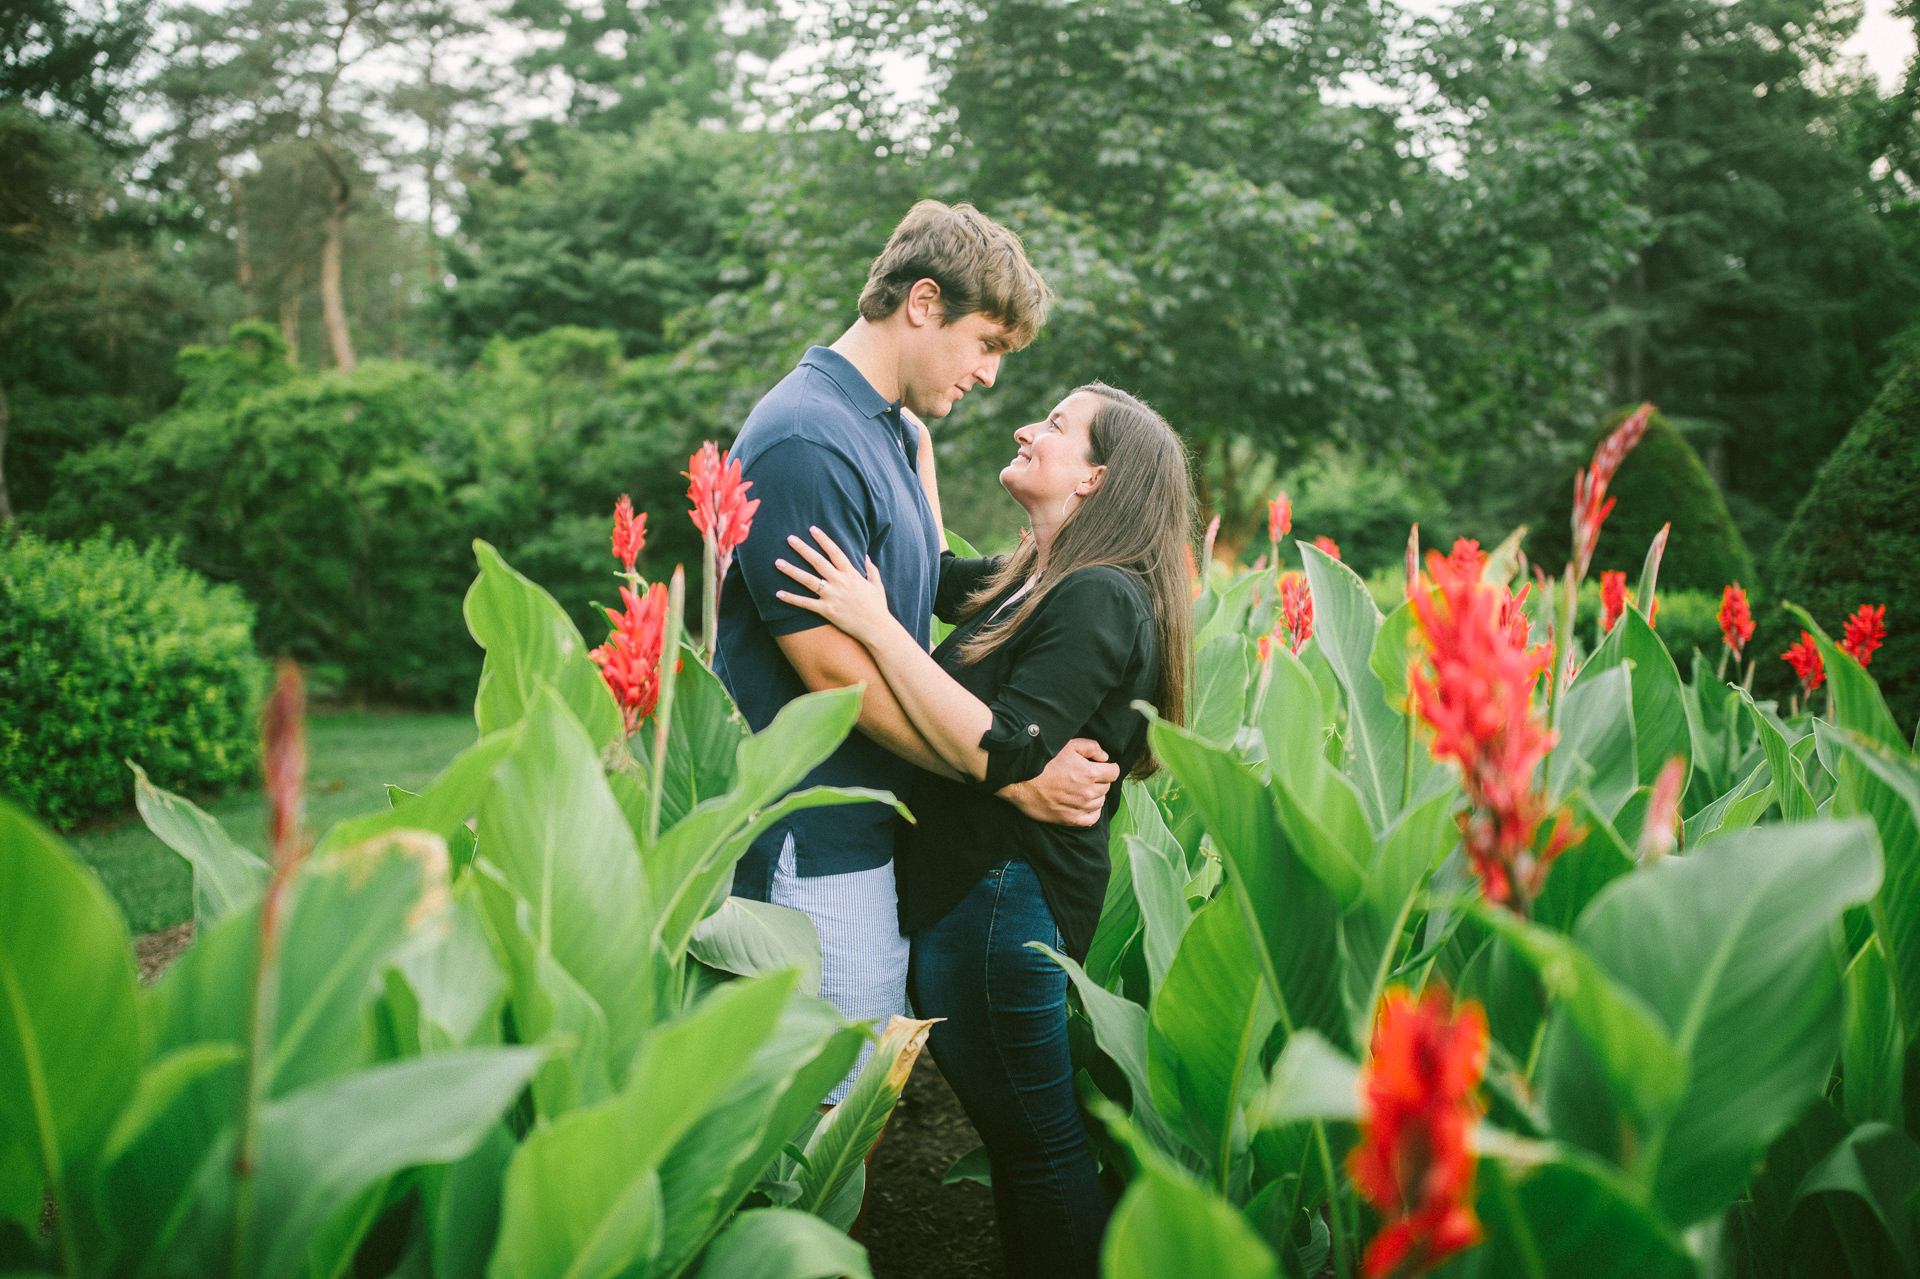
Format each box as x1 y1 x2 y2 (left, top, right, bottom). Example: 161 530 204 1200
69 709 477 936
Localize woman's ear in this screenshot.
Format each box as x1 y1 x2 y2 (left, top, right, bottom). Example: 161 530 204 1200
1079 464 1109 496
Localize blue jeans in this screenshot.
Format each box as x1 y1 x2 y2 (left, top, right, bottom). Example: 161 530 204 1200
908 858 1109 1279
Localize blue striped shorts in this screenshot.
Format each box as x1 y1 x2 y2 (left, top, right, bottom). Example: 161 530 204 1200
769 832 911 1104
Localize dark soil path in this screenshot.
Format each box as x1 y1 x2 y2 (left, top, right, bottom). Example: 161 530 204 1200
131 925 1002 1276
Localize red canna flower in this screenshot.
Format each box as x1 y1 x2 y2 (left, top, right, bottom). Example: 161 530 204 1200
1280 572 1314 653
1718 584 1755 660
1842 604 1887 668
1599 570 1628 633
1349 985 1489 1279
1257 633 1274 664
1571 403 1653 581
1269 492 1293 544
1444 538 1486 582
592 581 671 736
610 494 647 575
685 442 761 581
1410 545 1577 909
1314 535 1342 561
1782 630 1825 694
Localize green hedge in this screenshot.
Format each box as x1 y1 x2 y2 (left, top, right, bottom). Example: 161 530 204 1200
1767 345 1920 735
1524 406 1757 594
0 531 264 829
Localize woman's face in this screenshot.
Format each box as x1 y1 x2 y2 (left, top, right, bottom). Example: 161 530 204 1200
1001 391 1102 514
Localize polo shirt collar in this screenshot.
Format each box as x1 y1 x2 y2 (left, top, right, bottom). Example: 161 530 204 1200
801 346 903 423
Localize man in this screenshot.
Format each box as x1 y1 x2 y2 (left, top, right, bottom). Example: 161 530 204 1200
717 200 1119 1100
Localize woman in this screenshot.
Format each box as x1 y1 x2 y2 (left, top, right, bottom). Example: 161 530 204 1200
773 382 1193 1278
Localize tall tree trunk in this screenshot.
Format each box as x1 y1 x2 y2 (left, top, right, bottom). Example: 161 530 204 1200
0 375 14 525
316 144 356 372
228 164 257 315
279 260 305 364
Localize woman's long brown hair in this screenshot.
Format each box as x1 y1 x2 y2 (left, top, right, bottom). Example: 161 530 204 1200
953 383 1194 776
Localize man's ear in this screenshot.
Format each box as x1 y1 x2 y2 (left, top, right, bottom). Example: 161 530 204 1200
903 277 944 328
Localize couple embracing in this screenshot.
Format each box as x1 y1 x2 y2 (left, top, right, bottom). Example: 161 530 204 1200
715 200 1194 1278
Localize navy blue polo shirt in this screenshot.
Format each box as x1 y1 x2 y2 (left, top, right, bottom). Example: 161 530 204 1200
716 346 940 896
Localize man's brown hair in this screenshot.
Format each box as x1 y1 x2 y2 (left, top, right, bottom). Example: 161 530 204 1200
856 200 1053 349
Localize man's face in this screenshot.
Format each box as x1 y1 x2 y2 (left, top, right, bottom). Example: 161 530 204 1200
900 309 1013 420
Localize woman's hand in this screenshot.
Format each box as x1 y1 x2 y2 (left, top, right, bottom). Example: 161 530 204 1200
775 526 893 647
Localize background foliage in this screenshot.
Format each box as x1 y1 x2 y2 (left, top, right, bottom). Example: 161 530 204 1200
0 530 262 828
2 0 1916 726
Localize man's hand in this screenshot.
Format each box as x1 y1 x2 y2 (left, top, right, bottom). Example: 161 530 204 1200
997 738 1120 827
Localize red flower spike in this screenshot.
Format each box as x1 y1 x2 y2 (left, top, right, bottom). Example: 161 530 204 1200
1842 604 1887 668
1718 584 1755 660
1571 402 1654 581
685 442 760 581
1600 570 1628 634
1202 514 1221 569
1280 572 1314 653
1410 547 1575 909
262 659 309 870
592 581 671 736
1257 633 1274 664
1783 630 1825 693
1405 524 1422 601
610 494 647 574
1314 535 1342 561
1349 986 1489 1279
1269 492 1293 544
1444 538 1486 581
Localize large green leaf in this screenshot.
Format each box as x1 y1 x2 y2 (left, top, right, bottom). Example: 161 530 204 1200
635 640 748 829
1256 651 1369 910
646 686 872 957
688 897 822 997
490 973 799 1279
1189 633 1255 745
1084 782 1163 991
130 763 268 925
0 801 140 1253
1247 1030 1361 1130
1842 936 1905 1129
1146 889 1278 1183
1102 1165 1279 1279
271 838 439 1095
650 994 867 1275
1789 1121 1920 1276
1578 606 1692 798
477 684 658 1062
1475 906 1687 1127
1682 760 1775 849
464 539 623 748
1124 833 1191 990
1538 818 1883 1227
1300 542 1413 828
1818 712 1920 1050
185 1047 545 1278
689 1208 873 1279
1462 1145 1695 1279
467 862 616 1117
1527 792 1634 935
389 890 507 1052
1147 715 1346 1048
794 1016 935 1228
1042 942 1190 1164
1556 665 1637 819
1740 689 1816 822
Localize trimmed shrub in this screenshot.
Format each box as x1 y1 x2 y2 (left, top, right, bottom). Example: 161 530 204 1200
1766 348 1920 734
0 530 263 829
1524 406 1757 594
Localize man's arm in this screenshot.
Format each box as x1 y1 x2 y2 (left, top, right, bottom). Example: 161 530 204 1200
776 626 964 778
777 626 1118 822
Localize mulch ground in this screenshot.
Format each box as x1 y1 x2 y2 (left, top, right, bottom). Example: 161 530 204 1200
131 924 1002 1276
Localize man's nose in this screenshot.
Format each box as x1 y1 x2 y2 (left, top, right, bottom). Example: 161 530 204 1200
974 352 1001 388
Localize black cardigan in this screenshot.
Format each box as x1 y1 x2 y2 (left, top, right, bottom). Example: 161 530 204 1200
895 552 1158 959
